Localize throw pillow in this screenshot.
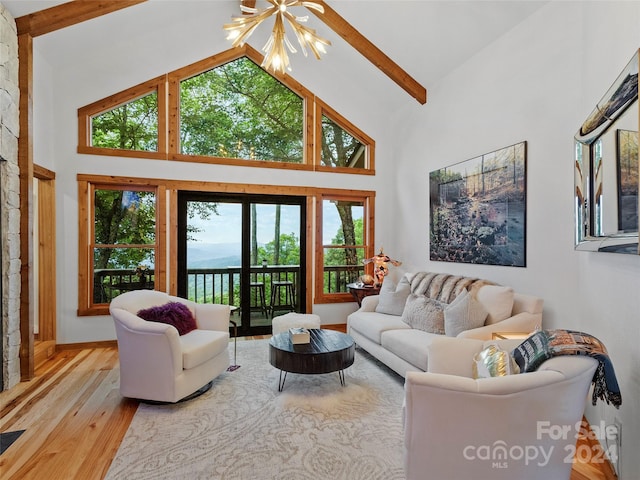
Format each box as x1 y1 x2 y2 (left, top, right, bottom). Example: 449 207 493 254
401 294 446 334
511 330 552 372
476 285 515 325
472 344 520 379
375 277 411 315
137 301 197 336
444 289 489 337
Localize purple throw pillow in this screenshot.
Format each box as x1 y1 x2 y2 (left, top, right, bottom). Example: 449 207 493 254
137 302 197 336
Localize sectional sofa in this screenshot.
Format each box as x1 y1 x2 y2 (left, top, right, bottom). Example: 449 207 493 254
347 272 543 377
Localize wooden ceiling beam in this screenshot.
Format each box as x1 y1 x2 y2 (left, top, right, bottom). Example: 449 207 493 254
309 1 427 105
16 0 148 37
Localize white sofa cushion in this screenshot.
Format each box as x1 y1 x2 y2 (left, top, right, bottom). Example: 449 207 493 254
180 329 229 369
381 329 441 371
476 285 514 324
348 311 410 344
375 277 411 315
444 289 488 337
401 294 446 334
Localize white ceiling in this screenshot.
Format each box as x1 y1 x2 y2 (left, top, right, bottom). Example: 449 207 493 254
2 0 548 108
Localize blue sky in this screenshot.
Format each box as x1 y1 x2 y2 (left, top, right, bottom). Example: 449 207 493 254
187 201 359 245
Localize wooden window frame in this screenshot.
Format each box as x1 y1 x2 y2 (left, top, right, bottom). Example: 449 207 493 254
314 97 375 175
78 174 373 315
76 45 375 175
77 176 166 316
169 46 315 171
314 192 375 304
77 75 167 160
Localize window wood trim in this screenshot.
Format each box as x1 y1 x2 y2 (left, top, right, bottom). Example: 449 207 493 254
77 178 166 316
77 74 167 159
314 192 375 304
78 174 374 315
314 97 375 175
77 46 373 175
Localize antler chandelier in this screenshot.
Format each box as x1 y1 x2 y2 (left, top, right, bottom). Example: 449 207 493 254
223 0 331 74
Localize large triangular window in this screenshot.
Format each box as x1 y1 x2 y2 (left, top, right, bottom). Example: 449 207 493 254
77 46 374 174
180 57 304 163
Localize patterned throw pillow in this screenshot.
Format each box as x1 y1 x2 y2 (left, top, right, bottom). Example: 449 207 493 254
511 330 552 372
472 344 520 379
137 301 198 336
375 277 411 315
401 294 446 334
444 289 488 337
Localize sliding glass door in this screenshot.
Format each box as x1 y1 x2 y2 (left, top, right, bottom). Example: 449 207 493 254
177 192 305 336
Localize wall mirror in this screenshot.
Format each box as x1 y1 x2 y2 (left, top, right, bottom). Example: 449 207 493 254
575 49 639 254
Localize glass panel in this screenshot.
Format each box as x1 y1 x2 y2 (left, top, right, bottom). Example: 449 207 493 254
93 247 155 303
323 247 365 293
185 201 241 306
322 199 364 245
94 189 156 245
617 129 638 231
180 57 304 163
251 203 301 325
91 92 158 151
180 197 303 333
322 199 365 294
320 115 366 168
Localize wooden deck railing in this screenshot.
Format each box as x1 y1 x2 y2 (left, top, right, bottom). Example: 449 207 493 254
95 264 365 305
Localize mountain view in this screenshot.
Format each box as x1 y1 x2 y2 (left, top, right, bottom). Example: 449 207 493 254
187 242 242 268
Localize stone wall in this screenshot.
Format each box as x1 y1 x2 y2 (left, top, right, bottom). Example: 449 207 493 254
1 3 22 390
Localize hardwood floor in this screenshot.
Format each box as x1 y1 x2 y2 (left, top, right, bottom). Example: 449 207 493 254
0 334 617 480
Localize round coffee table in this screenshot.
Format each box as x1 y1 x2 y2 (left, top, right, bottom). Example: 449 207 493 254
269 329 355 391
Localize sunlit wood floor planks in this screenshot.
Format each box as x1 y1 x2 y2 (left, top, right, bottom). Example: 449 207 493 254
0 335 616 480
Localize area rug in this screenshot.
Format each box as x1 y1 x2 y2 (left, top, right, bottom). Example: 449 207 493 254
105 339 406 480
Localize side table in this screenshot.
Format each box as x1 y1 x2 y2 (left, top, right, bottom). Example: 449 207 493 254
347 283 380 307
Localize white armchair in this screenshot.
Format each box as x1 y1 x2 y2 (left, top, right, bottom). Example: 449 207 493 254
404 336 598 480
109 290 230 403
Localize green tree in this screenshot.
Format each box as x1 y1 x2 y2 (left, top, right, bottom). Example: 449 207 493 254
320 115 364 168
257 233 300 265
94 190 156 270
325 217 364 266
180 57 304 162
92 93 158 151
95 192 218 270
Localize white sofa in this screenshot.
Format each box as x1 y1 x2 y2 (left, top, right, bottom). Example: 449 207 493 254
347 272 543 377
110 290 230 403
404 336 598 480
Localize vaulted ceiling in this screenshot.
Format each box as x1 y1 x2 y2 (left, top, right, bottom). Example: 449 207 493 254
2 0 548 110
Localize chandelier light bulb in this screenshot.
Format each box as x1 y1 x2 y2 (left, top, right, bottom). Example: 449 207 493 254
223 0 331 73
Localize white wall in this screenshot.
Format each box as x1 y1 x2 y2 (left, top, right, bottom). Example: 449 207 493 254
393 2 639 478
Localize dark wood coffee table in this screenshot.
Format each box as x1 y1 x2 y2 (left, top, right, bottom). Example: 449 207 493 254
269 329 355 391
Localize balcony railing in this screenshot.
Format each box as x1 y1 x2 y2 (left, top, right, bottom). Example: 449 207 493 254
95 264 365 306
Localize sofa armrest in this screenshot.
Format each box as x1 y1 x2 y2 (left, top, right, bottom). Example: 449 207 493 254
456 311 541 340
111 308 183 378
359 294 380 312
194 303 231 332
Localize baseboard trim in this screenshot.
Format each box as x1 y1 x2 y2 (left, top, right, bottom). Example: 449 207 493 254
56 340 118 351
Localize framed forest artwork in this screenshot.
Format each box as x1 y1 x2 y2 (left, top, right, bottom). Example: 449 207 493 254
430 141 527 267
